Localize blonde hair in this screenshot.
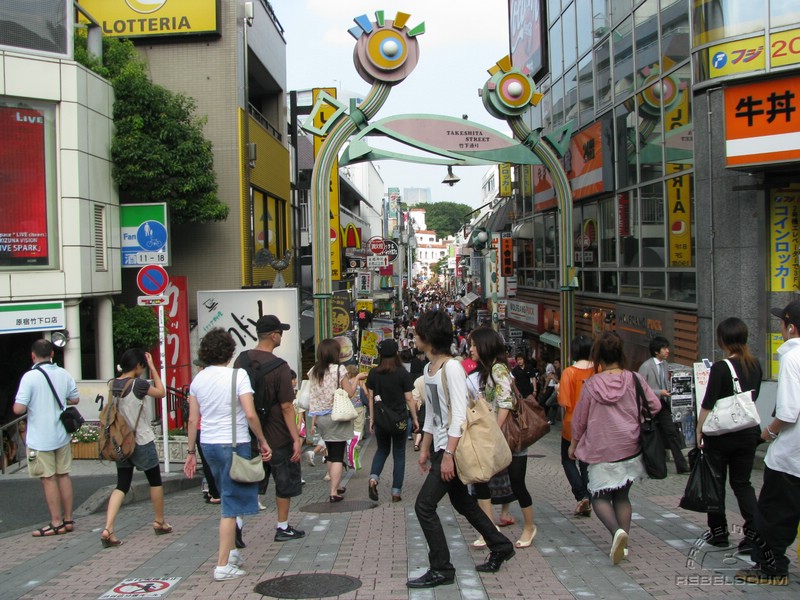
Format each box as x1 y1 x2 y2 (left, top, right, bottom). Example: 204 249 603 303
345 364 359 378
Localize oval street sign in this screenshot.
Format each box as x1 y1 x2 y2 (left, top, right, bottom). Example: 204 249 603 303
137 265 169 296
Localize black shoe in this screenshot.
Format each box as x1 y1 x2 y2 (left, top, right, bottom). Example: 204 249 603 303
476 548 516 573
368 479 379 501
735 568 789 586
235 524 246 549
676 467 691 474
736 538 753 555
701 530 729 547
274 525 305 542
406 569 455 588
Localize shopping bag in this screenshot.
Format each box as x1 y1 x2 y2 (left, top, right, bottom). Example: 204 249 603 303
679 448 723 513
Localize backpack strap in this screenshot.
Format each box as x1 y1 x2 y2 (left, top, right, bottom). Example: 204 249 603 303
236 350 287 414
108 378 142 433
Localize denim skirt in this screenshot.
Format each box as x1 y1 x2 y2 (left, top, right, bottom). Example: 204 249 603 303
118 440 159 472
201 442 259 518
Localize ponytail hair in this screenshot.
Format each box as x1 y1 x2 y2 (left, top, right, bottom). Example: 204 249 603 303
716 317 758 377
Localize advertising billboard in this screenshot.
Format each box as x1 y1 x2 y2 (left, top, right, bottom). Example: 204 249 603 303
78 0 219 38
0 0 72 58
509 0 547 81
0 106 50 267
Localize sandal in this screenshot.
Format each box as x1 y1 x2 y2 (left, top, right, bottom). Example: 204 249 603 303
498 517 516 527
63 520 75 532
413 443 420 452
100 528 123 548
32 522 66 537
515 526 538 548
153 520 173 535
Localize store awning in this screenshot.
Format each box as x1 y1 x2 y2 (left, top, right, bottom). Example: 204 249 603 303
539 332 561 348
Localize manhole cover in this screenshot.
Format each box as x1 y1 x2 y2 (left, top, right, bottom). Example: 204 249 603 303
300 500 377 513
255 573 361 598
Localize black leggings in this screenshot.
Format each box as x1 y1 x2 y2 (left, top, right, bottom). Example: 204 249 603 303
325 441 347 464
474 455 533 508
116 465 162 494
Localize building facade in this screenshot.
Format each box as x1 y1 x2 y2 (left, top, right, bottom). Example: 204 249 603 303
505 0 800 373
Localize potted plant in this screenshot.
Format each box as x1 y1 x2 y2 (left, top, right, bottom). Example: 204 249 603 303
154 428 189 462
71 423 100 459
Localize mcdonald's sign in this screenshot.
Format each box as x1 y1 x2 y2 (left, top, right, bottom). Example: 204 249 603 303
340 223 362 249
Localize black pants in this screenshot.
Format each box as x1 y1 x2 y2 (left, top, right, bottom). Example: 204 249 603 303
415 451 513 574
703 431 758 536
751 466 800 575
656 402 688 471
560 437 589 502
196 429 219 499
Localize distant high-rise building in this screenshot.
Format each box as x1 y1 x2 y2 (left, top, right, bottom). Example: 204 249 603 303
403 187 432 205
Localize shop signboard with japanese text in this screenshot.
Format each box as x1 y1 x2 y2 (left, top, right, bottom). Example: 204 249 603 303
725 75 800 167
768 186 800 292
196 288 300 379
0 106 50 267
708 27 800 79
0 301 65 334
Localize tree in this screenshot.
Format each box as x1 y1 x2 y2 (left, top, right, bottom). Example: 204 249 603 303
73 32 227 224
112 305 159 358
416 202 473 239
431 256 448 275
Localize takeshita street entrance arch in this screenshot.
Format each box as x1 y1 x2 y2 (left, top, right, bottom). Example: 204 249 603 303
302 10 575 365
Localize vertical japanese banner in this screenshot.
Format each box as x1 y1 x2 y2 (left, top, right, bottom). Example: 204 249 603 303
769 332 784 379
769 187 800 291
151 275 191 429
312 88 341 280
359 329 381 373
667 168 692 267
499 163 512 197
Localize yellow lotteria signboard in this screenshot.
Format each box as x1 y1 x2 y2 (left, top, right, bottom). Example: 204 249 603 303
79 0 219 38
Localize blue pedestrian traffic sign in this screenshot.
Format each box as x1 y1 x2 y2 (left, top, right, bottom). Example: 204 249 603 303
121 203 169 267
137 265 169 296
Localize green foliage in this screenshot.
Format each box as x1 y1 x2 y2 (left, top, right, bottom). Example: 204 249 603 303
430 256 448 275
416 202 474 239
73 31 227 224
112 305 159 357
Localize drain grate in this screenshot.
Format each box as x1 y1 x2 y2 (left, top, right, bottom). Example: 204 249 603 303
300 499 378 513
254 573 361 598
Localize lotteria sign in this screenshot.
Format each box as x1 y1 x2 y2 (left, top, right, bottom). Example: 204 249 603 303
78 0 219 38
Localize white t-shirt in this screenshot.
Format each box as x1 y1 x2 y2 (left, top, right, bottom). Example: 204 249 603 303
189 366 254 444
767 338 800 478
422 359 467 451
15 362 79 451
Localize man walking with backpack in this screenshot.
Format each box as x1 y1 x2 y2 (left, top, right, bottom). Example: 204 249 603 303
234 315 304 542
14 339 80 537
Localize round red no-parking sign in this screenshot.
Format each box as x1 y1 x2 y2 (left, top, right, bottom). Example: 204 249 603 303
137 265 169 296
367 236 386 254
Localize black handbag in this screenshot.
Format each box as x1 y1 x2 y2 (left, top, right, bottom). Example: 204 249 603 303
373 398 408 434
633 373 668 479
679 448 724 513
36 364 84 434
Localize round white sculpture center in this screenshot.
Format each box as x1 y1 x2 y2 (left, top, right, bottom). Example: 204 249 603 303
383 40 400 57
507 81 524 98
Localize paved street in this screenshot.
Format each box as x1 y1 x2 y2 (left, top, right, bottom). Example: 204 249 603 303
0 428 797 600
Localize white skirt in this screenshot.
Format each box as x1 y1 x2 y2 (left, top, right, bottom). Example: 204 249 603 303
587 454 647 495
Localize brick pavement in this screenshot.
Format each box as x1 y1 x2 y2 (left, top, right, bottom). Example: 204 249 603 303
0 427 797 600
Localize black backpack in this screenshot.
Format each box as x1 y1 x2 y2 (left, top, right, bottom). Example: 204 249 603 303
236 350 287 421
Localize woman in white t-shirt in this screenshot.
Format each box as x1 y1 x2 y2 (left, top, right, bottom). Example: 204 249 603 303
183 328 271 582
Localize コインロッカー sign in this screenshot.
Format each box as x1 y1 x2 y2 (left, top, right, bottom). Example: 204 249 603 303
78 0 219 38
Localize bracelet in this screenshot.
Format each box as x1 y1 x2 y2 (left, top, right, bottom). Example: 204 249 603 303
186 449 196 455
443 449 454 456
767 428 779 439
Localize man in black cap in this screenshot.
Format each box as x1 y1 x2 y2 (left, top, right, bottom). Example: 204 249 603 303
234 315 304 542
736 300 800 586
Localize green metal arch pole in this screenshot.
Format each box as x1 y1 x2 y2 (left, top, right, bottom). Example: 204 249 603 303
507 118 574 366
311 83 391 345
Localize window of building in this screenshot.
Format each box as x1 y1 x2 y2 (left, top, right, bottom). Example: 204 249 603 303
0 0 71 58
664 65 692 175
576 0 594 57
771 2 800 28
613 16 634 99
564 66 578 123
635 0 660 80
693 0 766 45
578 54 595 124
550 18 564 80
661 0 690 64
548 0 562 25
599 196 617 265
563 2 578 69
552 77 565 127
254 189 287 257
595 38 613 107
0 99 58 269
615 102 638 188
93 204 107 271
638 81 665 182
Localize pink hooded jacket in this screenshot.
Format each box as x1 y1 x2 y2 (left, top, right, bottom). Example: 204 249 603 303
571 370 661 465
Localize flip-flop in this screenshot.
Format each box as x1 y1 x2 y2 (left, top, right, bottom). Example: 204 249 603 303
32 523 66 537
498 517 516 527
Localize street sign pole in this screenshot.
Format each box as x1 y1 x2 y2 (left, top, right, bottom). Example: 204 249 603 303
158 304 169 473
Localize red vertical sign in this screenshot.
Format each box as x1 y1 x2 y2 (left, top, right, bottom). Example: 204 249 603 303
151 275 192 429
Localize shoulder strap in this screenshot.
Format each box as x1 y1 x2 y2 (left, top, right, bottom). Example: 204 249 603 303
107 378 142 432
231 369 238 446
35 364 64 411
439 358 453 430
632 371 653 422
723 359 743 393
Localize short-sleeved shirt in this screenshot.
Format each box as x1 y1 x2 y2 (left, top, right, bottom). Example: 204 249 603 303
15 362 79 451
767 338 800 478
366 366 413 414
110 377 154 445
233 349 295 448
189 366 254 444
701 357 763 439
511 364 536 397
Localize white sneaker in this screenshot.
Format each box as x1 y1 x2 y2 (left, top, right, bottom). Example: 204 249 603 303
214 563 246 581
228 549 243 567
304 450 315 466
258 500 267 511
610 529 628 565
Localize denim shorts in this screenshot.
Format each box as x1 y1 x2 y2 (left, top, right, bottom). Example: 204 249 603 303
201 442 259 518
118 440 159 472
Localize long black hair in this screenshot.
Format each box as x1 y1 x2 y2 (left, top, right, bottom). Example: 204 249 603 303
311 338 341 383
468 326 507 388
716 317 759 377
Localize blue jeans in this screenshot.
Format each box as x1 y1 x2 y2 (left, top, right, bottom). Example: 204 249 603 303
369 426 407 495
561 437 589 502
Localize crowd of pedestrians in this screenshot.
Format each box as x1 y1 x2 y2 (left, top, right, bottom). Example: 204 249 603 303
7 294 799 588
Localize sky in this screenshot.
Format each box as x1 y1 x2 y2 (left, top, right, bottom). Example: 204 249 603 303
273 0 513 209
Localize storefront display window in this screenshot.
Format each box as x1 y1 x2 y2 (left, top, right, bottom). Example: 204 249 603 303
693 0 766 45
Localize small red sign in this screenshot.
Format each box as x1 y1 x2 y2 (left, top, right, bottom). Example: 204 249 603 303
368 237 386 254
137 265 169 296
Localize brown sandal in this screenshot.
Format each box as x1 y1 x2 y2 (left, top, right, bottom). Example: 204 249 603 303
63 520 75 532
153 520 173 535
100 528 123 548
32 522 66 537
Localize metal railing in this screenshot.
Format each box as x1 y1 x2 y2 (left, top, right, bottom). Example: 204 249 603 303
1 415 27 475
249 103 282 142
151 386 189 433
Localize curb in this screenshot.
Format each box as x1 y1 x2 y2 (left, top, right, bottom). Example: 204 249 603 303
75 473 202 516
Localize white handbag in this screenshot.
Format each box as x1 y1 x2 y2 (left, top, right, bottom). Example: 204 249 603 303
331 366 357 422
702 359 761 436
296 379 311 411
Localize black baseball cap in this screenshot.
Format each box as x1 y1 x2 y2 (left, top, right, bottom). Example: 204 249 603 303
378 338 399 357
770 300 800 328
256 315 291 334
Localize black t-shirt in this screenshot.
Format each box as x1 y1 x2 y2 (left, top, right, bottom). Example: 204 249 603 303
511 365 536 397
366 366 413 413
